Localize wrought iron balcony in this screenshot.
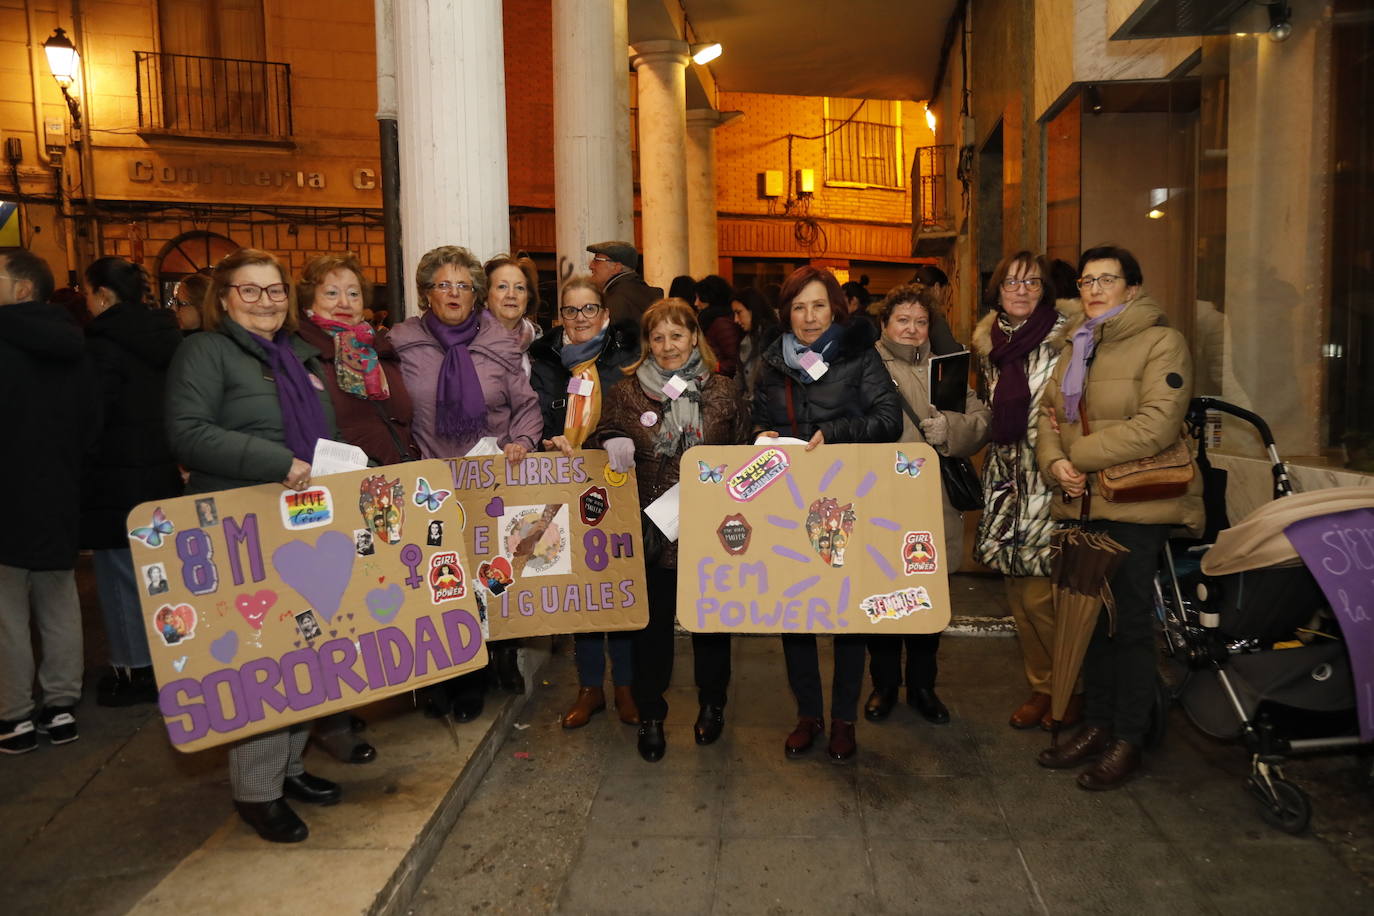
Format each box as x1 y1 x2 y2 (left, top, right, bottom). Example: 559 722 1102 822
135 51 293 142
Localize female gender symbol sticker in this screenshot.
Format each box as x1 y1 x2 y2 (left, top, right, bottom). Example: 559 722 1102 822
399 543 424 590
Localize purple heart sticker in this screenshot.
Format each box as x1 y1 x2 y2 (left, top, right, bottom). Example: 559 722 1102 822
366 582 405 623
485 496 505 518
271 530 356 623
210 630 239 665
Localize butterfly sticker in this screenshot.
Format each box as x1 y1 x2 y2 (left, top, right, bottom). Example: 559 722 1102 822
697 461 727 484
129 507 174 548
895 452 927 478
414 477 452 512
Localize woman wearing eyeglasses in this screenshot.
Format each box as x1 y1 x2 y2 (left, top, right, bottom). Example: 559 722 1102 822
391 245 544 721
1035 245 1200 790
972 252 1081 733
165 248 341 843
529 275 641 731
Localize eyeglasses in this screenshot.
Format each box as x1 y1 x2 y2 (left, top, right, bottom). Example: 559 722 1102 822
559 302 604 320
426 281 474 294
589 256 613 265
1000 277 1043 292
1076 274 1123 291
228 283 289 303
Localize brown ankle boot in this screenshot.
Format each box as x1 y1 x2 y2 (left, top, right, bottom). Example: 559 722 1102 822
614 686 639 725
561 687 605 729
1042 693 1084 731
1076 739 1141 790
1036 725 1111 769
1010 692 1051 729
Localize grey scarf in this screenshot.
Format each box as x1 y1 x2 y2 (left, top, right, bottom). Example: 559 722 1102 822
635 349 707 456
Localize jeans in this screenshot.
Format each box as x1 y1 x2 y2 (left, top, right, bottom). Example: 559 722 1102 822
574 632 633 688
93 548 153 668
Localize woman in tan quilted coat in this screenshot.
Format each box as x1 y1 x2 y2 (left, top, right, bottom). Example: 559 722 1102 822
1034 245 1202 790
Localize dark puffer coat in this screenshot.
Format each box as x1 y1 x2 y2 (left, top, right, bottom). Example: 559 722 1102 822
594 371 750 568
751 321 902 444
0 301 98 569
80 302 185 549
528 321 640 443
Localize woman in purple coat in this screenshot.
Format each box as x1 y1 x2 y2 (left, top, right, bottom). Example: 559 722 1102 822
391 245 543 720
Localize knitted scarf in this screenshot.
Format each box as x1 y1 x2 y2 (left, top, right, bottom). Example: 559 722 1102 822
308 312 389 400
780 323 845 384
421 309 487 441
636 349 707 456
559 322 609 448
987 301 1058 444
248 329 329 462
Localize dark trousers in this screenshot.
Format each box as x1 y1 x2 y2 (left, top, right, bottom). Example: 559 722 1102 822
1081 521 1169 747
866 633 941 692
632 566 732 721
782 633 867 722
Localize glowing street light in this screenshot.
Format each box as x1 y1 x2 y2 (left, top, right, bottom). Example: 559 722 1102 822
43 27 82 130
691 42 722 65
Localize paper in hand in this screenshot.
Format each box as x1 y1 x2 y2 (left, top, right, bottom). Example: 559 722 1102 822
644 483 680 542
311 439 369 477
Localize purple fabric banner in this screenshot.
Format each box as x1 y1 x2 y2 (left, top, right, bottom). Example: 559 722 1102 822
1284 508 1374 742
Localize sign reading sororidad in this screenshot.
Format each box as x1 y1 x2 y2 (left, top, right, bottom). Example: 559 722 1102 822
445 450 648 640
677 443 951 634
129 460 486 753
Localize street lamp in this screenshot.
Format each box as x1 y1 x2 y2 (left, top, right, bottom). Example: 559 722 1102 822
43 27 82 131
690 42 722 65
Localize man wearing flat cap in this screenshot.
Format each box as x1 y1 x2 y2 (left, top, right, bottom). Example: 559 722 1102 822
586 241 663 326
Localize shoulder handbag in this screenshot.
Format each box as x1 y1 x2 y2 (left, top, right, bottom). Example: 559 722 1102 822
893 382 984 512
1081 400 1194 503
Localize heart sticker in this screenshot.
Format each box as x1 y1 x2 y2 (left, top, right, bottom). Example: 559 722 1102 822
485 496 505 518
234 589 277 630
366 582 405 623
210 630 239 665
271 531 356 623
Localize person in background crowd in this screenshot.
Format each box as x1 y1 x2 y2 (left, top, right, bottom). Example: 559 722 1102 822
668 275 696 302
693 274 744 377
842 280 877 332
586 240 662 326
531 275 641 730
865 283 989 726
972 252 1083 732
391 245 543 722
731 286 779 400
166 248 341 842
1036 245 1201 789
910 264 961 355
296 252 418 763
594 298 750 761
79 256 184 707
0 249 96 755
172 272 210 334
752 266 901 762
479 251 549 695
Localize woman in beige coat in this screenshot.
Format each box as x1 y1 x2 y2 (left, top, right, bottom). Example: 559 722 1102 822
865 284 990 725
1035 245 1202 790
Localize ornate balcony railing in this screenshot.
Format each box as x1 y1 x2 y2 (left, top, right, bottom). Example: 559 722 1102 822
135 51 293 142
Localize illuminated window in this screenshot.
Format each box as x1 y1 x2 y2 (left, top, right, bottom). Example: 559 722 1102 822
824 98 903 189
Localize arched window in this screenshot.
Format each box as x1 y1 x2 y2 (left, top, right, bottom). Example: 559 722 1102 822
155 231 239 306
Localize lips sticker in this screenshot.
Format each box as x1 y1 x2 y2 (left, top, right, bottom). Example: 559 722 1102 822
717 514 752 556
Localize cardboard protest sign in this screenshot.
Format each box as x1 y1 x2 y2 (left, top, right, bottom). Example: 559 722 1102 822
129 460 486 753
444 450 649 640
677 443 951 634
1284 508 1374 741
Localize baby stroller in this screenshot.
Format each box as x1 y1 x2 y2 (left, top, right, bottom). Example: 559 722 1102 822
1152 397 1371 834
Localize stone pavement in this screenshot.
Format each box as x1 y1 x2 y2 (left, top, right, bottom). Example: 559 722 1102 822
3 569 1372 915
412 631 1374 915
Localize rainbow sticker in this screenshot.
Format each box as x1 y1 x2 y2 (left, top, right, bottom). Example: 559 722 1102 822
279 486 334 530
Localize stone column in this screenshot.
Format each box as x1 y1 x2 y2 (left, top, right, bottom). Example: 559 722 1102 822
685 109 740 279
553 0 625 288
611 2 634 240
629 40 690 288
394 0 510 279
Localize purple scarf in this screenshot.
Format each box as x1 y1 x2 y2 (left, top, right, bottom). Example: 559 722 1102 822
988 302 1059 445
249 330 330 462
1060 302 1129 423
421 309 487 441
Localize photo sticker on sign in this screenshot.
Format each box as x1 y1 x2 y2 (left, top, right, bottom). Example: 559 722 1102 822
428 551 467 605
280 486 333 530
153 602 198 646
902 531 938 574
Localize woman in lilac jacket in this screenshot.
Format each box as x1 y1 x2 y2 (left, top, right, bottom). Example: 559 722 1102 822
391 245 543 720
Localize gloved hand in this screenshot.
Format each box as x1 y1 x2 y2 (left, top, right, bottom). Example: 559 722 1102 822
919 414 949 447
604 437 636 473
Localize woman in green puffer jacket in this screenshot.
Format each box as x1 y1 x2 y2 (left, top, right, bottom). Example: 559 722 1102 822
972 252 1082 733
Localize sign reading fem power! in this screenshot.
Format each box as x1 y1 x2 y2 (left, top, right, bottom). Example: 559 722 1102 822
1285 508 1374 742
677 443 951 635
128 460 485 753
445 451 648 641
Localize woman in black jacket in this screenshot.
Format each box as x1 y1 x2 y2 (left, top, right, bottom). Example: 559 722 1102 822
80 257 184 707
753 266 902 762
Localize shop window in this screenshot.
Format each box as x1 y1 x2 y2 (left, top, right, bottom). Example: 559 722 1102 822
155 231 239 306
824 98 903 189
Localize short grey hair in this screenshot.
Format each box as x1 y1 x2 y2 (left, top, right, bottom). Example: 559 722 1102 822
415 245 487 309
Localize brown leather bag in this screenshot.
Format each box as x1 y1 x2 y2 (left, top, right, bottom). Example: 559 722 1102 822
1081 403 1194 503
